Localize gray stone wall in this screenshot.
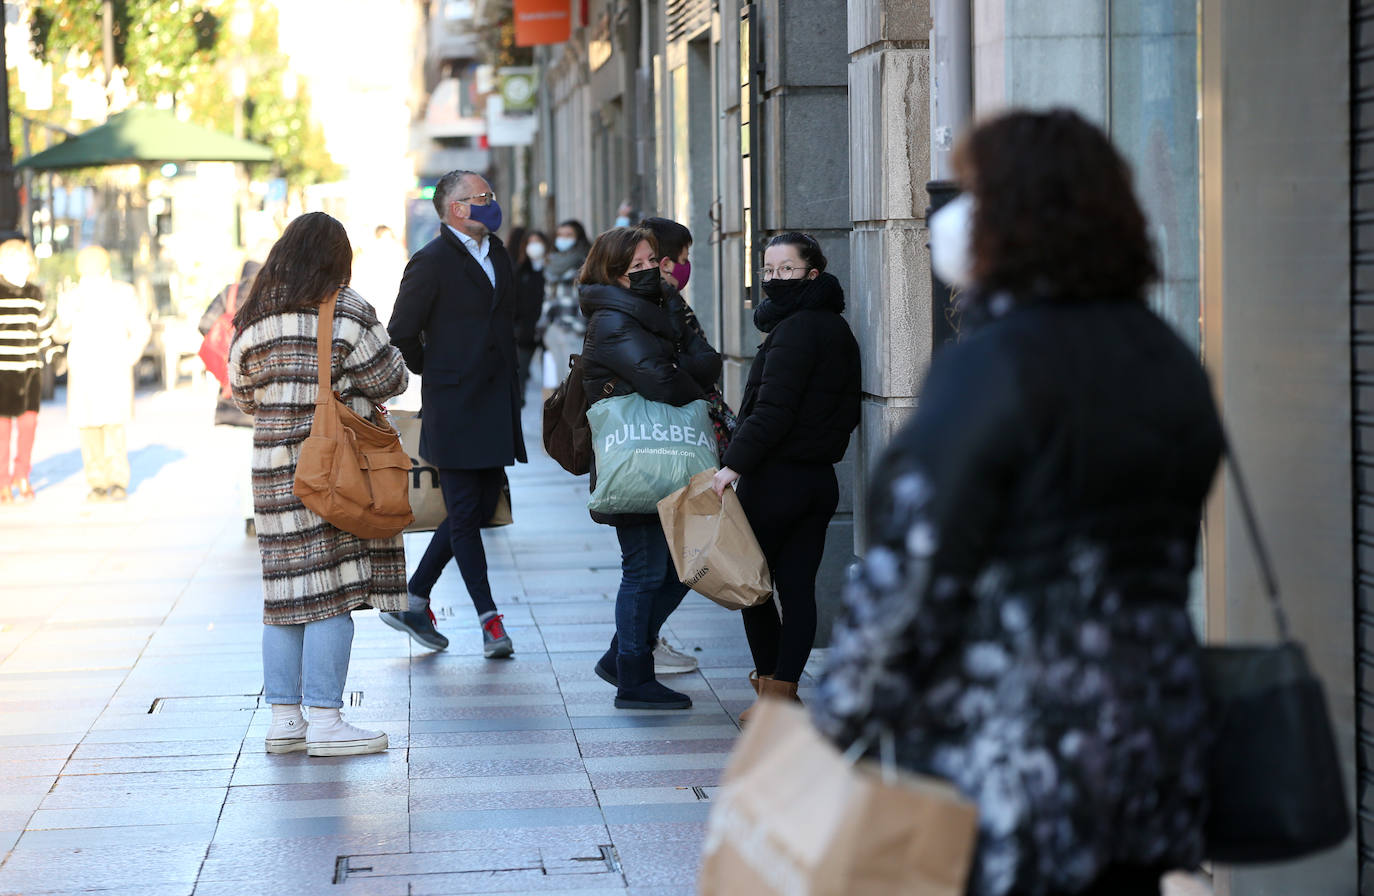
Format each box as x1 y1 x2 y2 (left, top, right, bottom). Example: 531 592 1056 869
847 0 932 550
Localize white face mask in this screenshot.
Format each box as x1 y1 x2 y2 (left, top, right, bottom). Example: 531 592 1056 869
930 193 975 289
0 261 29 287
526 241 546 260
614 216 632 228
554 236 576 252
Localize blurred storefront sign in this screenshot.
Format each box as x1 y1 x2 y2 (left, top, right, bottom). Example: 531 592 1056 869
514 0 571 47
486 95 537 147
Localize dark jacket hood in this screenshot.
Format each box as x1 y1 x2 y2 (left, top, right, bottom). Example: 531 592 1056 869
578 283 674 340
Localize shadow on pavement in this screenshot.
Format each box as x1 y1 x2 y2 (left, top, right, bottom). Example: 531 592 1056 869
128 444 188 493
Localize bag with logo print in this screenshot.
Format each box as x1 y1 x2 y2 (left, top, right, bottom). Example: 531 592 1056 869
586 393 717 514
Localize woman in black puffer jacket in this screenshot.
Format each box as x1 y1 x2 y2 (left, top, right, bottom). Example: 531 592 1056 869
712 233 861 720
580 226 722 710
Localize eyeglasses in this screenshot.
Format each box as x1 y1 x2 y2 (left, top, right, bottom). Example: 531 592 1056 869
758 264 809 281
452 192 496 206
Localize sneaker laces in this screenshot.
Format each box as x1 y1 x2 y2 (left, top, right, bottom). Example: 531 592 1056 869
426 606 439 627
482 613 507 639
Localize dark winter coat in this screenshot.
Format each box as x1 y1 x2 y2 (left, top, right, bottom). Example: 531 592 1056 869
580 281 722 525
514 260 545 349
722 272 860 474
811 295 1224 896
388 226 527 469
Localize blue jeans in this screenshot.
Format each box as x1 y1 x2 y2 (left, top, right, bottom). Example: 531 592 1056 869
262 613 354 708
614 521 688 660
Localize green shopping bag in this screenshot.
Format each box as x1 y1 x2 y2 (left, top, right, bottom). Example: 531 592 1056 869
587 394 717 514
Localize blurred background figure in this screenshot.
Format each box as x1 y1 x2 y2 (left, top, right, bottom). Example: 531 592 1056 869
352 225 409 325
58 246 150 503
614 200 635 229
0 240 46 504
538 219 590 398
512 228 547 405
199 255 263 529
812 109 1223 896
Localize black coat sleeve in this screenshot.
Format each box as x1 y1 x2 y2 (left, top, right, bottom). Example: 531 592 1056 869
721 319 813 474
585 309 705 406
387 250 438 374
668 294 722 390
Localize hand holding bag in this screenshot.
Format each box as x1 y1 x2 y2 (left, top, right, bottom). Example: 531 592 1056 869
292 291 414 540
586 393 717 514
1202 441 1351 863
658 468 772 609
699 700 978 896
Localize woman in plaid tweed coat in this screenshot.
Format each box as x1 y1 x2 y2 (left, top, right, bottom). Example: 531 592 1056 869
229 213 409 757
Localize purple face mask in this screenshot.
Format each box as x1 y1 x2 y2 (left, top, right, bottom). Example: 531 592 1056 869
465 199 503 234
669 260 691 290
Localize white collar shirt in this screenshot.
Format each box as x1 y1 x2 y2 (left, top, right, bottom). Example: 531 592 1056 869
446 224 495 288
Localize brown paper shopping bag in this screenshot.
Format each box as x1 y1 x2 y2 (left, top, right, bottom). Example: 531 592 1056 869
699 700 979 896
390 409 449 534
658 468 773 610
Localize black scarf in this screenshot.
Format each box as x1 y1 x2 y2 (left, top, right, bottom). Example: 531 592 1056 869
752 271 846 333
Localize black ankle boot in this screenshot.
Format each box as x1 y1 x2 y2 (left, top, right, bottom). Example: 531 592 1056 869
594 636 618 686
615 652 691 710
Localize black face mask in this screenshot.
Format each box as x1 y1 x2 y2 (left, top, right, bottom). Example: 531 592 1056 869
626 267 662 300
754 276 812 332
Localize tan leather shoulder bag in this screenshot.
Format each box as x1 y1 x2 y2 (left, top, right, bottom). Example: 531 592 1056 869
292 290 414 539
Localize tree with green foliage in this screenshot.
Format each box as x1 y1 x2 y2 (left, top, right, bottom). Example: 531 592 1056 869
26 0 339 189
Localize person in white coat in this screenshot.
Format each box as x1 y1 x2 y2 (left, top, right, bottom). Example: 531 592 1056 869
58 246 150 502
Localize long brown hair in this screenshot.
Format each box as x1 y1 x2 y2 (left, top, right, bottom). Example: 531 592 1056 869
234 212 353 329
576 226 657 286
954 108 1157 304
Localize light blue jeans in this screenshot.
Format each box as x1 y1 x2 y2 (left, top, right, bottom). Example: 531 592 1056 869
262 613 354 708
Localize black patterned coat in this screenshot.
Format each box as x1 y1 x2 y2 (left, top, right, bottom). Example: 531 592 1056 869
811 297 1224 896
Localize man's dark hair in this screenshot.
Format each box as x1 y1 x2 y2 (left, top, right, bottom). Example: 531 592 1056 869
577 227 658 287
638 217 692 262
432 169 480 219
953 108 1157 303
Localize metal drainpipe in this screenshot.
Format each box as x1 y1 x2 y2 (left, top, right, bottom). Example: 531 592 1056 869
927 0 972 349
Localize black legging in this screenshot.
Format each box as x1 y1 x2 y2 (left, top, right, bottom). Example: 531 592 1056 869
736 461 839 683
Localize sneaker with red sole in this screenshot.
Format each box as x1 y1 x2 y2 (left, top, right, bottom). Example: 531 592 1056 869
481 612 514 659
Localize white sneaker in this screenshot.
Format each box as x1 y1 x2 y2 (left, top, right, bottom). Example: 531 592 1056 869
305 707 388 757
653 637 699 674
264 712 308 754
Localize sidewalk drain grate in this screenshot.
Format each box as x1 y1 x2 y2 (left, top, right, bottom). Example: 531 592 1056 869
332 844 623 884
692 786 711 801
346 691 363 707
147 694 261 714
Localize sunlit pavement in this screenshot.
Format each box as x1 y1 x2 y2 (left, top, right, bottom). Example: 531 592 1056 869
0 378 1212 896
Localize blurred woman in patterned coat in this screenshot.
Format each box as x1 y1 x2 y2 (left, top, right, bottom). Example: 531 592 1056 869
0 240 47 503
230 212 409 758
811 109 1223 896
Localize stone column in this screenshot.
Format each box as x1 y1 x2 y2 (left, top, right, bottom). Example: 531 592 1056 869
847 0 932 549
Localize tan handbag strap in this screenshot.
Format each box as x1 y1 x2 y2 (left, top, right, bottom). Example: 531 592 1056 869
315 289 340 404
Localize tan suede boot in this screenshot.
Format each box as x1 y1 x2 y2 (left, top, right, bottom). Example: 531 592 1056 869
738 675 800 723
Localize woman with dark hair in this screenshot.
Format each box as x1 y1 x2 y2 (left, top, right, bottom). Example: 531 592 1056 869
538 219 591 386
513 229 548 403
230 212 410 758
580 226 721 709
811 109 1223 896
711 231 861 719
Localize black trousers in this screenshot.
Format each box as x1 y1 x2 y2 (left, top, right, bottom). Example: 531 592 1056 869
736 461 838 683
408 467 505 618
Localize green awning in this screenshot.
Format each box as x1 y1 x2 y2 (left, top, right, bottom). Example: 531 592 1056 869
16 106 273 170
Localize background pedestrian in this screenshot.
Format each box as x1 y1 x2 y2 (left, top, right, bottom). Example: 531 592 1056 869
513 228 547 405
539 219 591 398
0 240 46 504
230 211 409 757
58 246 150 503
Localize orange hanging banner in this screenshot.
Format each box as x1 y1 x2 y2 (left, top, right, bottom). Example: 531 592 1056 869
514 0 572 46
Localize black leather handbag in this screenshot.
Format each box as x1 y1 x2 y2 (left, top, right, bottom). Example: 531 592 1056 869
1201 445 1351 863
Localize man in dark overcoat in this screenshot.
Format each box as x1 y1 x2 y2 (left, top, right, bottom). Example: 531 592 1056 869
385 170 526 657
